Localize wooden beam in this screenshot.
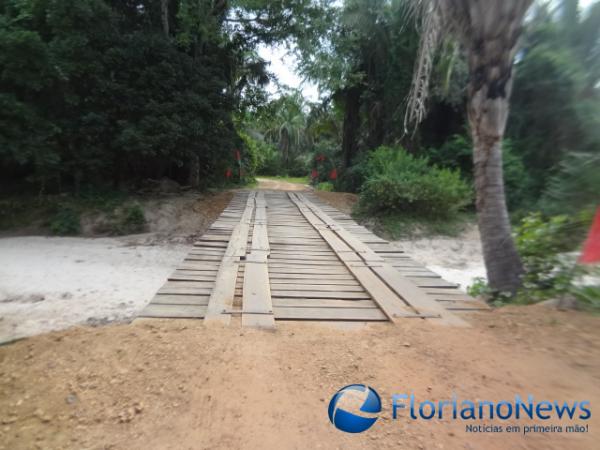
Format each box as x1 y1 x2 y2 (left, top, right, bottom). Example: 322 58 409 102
242 191 275 329
204 192 255 325
292 193 468 327
287 193 414 323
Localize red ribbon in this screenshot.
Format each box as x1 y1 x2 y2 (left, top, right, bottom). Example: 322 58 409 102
580 206 600 264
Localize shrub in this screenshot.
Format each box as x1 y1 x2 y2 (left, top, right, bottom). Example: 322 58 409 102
316 181 334 192
241 131 280 176
470 212 599 310
49 207 80 235
514 212 591 303
427 135 533 211
539 152 600 215
116 203 146 235
358 146 471 218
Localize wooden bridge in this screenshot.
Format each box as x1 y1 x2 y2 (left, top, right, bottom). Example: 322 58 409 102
138 190 488 327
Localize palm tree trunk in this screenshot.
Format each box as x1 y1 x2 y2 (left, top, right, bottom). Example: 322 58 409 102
160 0 169 37
467 34 525 293
342 85 361 167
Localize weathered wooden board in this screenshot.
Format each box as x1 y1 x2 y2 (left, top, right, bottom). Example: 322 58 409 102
205 192 255 324
242 192 275 328
273 306 387 321
151 294 210 305
139 304 206 318
140 189 486 326
272 298 377 308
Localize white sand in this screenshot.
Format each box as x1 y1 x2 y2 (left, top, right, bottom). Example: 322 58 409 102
0 224 487 343
392 225 487 290
0 236 187 343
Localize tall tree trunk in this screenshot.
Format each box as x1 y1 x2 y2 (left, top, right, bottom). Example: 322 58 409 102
341 85 361 168
160 0 169 37
466 3 529 293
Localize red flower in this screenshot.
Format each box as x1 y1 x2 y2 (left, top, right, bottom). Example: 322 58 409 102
311 169 318 179
329 168 338 180
225 168 232 178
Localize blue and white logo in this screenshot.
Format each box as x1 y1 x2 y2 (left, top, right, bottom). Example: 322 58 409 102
328 384 382 433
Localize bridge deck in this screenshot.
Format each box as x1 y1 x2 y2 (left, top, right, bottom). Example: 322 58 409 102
138 190 489 327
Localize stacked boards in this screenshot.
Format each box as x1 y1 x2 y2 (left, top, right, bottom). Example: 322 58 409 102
138 189 488 326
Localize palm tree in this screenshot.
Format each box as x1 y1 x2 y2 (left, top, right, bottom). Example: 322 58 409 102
265 95 309 171
405 0 533 293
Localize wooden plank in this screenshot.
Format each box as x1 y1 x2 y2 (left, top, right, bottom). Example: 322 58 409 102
267 266 348 275
242 191 275 328
158 287 212 295
269 273 355 280
274 306 387 321
273 298 377 308
169 273 216 282
139 304 206 318
151 294 209 305
269 283 362 291
271 290 370 299
205 192 255 325
288 193 412 322
178 263 219 272
293 193 468 326
268 254 339 261
266 259 341 266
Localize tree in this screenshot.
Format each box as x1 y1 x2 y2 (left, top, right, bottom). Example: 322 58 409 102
296 0 420 168
507 0 600 197
406 0 533 293
264 94 309 170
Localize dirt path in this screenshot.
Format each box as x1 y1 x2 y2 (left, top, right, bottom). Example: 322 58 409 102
255 177 309 191
0 306 598 449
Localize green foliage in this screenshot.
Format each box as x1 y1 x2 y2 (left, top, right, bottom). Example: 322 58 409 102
467 278 488 297
316 181 334 192
571 286 600 312
49 207 81 236
426 135 533 211
471 211 598 309
0 0 255 193
507 1 600 200
514 213 586 303
116 203 146 235
540 152 600 215
358 146 471 218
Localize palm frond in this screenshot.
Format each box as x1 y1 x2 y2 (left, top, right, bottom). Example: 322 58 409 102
403 0 442 135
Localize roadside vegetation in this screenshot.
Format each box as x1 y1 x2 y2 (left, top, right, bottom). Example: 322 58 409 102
0 189 148 236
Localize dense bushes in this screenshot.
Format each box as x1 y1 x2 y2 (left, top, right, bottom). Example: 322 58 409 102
539 152 600 215
358 146 471 218
0 0 244 193
425 135 533 211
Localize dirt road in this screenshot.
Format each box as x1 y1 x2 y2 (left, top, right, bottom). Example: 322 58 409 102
0 306 598 449
255 177 309 191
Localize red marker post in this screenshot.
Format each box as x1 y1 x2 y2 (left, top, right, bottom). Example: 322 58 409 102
580 207 600 265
